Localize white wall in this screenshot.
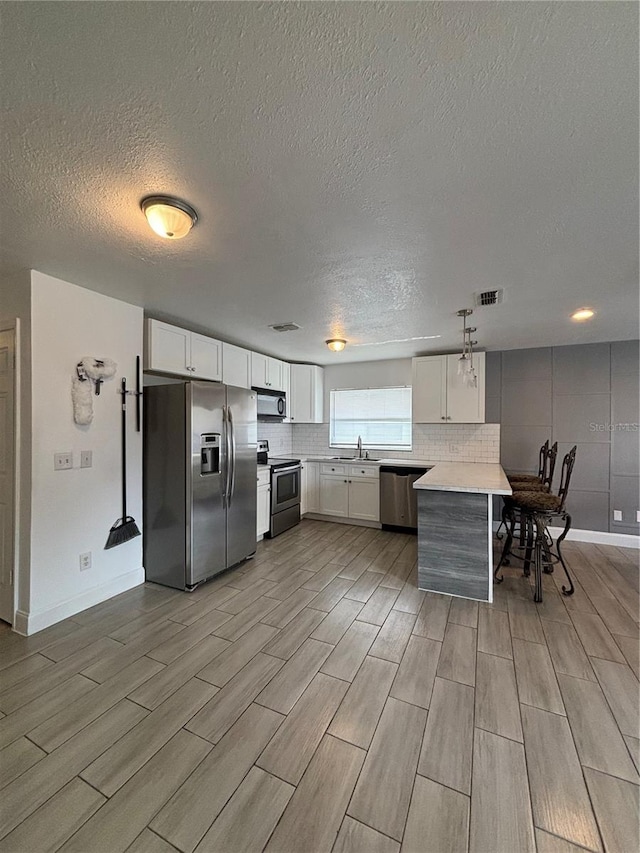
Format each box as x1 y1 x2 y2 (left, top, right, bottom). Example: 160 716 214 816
0 271 32 617
18 272 144 633
322 359 412 421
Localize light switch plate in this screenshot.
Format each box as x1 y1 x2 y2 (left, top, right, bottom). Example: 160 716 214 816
613 509 623 522
54 452 73 470
80 450 92 468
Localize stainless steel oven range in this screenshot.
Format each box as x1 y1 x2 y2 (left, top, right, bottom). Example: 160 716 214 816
257 440 302 537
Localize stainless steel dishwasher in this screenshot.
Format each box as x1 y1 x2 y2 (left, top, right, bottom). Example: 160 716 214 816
379 466 429 531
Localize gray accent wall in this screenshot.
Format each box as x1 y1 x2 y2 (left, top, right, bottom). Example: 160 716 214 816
486 341 639 535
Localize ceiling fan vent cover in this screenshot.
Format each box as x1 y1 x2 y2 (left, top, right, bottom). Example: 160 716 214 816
269 322 301 332
474 289 504 307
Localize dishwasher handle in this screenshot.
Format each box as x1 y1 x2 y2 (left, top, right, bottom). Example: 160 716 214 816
379 466 430 477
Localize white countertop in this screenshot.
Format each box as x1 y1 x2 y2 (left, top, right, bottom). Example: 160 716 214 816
413 462 512 495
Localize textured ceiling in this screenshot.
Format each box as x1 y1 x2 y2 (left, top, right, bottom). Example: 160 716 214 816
1 1 638 363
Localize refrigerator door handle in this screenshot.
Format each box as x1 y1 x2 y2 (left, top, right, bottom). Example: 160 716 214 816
228 406 237 505
222 405 229 508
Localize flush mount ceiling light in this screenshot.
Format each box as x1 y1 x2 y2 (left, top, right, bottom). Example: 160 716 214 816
571 307 595 322
326 339 347 352
141 195 198 239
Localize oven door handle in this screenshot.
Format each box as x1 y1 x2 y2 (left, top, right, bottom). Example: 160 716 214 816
273 465 301 475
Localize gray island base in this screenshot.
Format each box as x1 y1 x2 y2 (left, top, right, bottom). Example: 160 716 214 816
413 462 512 603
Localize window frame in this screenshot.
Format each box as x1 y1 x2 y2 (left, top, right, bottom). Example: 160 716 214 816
329 385 413 452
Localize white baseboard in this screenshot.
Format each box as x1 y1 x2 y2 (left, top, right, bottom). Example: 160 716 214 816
491 521 639 550
13 567 145 636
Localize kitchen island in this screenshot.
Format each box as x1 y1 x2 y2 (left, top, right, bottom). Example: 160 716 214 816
413 462 511 602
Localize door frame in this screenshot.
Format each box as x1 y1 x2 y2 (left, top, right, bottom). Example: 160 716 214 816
0 319 20 627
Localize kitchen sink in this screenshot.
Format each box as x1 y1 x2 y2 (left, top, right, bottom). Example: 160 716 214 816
331 456 381 462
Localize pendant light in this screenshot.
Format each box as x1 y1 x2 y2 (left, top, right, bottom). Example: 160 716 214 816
457 308 478 387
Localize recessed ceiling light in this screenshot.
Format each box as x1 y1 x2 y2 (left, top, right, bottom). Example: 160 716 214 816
326 339 347 352
351 335 442 347
141 195 198 239
571 308 595 322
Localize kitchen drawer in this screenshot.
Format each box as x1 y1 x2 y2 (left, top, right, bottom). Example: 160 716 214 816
348 465 379 479
257 469 271 487
321 463 347 475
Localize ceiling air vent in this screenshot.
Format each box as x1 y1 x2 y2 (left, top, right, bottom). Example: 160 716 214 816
474 289 504 307
269 322 301 332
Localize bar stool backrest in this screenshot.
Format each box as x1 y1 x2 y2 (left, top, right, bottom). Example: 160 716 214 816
536 439 550 479
556 445 577 511
542 442 558 490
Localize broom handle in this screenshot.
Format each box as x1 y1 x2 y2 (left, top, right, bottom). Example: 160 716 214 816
121 377 127 518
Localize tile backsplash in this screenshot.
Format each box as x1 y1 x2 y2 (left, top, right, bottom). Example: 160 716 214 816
257 422 293 457
289 423 500 463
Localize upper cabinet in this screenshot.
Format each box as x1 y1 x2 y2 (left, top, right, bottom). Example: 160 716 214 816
222 342 252 389
251 352 286 391
146 319 222 381
412 353 485 423
290 364 324 423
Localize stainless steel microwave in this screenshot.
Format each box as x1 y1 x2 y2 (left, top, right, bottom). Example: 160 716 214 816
255 388 286 421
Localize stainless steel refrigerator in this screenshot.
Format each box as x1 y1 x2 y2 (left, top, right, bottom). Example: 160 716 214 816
143 381 257 590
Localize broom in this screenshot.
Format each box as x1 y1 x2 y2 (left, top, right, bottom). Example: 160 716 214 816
105 377 141 549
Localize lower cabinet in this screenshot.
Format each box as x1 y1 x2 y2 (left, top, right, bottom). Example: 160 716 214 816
319 474 350 518
257 470 271 538
315 463 380 522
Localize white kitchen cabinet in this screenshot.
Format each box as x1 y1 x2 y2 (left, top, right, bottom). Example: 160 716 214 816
302 461 319 514
412 352 485 423
145 319 222 381
290 364 324 423
257 469 271 539
346 464 380 522
251 352 285 391
317 463 380 522
281 362 291 419
319 474 350 517
222 342 252 389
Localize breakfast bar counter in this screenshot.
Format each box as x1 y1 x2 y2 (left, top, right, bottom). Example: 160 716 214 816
413 462 512 602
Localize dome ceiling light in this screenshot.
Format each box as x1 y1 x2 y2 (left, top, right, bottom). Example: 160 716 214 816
141 195 198 239
571 308 595 322
326 339 347 352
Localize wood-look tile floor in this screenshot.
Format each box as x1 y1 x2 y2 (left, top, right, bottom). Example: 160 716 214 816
0 520 638 853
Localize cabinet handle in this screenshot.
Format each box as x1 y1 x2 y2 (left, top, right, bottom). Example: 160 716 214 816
344 479 347 483
441 415 446 420
447 415 452 420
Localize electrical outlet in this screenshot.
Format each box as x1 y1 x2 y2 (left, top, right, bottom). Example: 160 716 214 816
54 452 73 470
79 552 92 571
636 510 640 524
613 509 623 522
80 450 92 468
449 444 459 453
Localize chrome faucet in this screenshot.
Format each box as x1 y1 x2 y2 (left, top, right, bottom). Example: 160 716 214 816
357 435 363 459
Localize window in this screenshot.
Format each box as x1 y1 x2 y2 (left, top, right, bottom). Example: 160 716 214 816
330 387 412 451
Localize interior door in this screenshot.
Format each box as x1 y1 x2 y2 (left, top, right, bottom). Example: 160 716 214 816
0 329 15 623
226 385 257 568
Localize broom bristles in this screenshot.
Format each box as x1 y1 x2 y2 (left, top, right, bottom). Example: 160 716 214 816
105 516 141 550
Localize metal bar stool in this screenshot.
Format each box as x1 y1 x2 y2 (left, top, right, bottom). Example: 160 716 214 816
497 441 557 543
495 446 576 602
